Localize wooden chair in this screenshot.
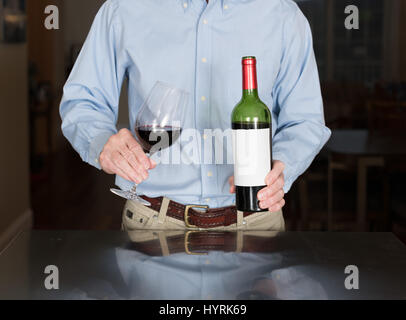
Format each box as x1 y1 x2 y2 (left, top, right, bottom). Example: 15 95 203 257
368 101 406 230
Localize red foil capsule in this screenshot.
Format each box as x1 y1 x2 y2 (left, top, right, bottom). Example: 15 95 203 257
242 56 258 90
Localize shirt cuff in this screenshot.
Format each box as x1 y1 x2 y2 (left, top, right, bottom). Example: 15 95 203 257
272 152 296 193
88 132 115 170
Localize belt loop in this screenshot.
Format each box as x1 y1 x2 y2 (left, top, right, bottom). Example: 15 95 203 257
236 231 243 253
157 232 170 256
158 197 170 224
237 210 244 229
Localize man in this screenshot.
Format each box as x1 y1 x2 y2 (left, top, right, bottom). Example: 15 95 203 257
60 0 331 231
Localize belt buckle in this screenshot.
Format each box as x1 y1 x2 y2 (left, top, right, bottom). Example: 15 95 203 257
184 204 209 229
184 231 208 255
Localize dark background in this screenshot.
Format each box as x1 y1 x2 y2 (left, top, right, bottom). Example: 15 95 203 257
1 0 405 250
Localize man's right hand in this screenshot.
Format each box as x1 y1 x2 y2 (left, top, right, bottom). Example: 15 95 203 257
99 128 156 184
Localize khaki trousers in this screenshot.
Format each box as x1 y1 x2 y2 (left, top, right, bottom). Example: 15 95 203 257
122 198 285 231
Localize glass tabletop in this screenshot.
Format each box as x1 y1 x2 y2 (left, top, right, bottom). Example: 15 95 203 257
1 230 406 300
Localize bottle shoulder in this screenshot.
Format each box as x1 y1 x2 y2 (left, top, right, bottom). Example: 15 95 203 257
232 97 271 123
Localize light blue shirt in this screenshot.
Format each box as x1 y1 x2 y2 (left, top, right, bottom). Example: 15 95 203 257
60 0 331 208
62 249 328 300
113 249 327 300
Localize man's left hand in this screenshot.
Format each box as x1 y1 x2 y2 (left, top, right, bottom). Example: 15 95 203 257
229 160 286 212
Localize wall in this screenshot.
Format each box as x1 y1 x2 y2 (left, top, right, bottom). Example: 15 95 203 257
27 0 66 153
400 1 406 81
0 44 32 250
27 0 65 91
27 0 128 155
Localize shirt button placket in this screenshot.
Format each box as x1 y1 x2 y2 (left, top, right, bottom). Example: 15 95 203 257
195 7 212 205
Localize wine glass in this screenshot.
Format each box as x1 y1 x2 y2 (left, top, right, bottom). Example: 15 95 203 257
110 81 189 205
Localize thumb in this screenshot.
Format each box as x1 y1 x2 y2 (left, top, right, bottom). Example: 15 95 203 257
228 176 235 186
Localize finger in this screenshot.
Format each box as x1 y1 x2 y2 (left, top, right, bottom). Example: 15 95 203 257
229 176 234 186
119 150 149 181
115 156 143 183
135 149 152 171
265 161 284 186
120 145 149 178
257 176 285 201
99 153 115 175
228 176 236 194
268 199 286 213
122 138 150 176
259 189 285 210
112 151 145 183
126 137 151 170
265 161 285 186
106 158 133 182
120 146 139 170
114 166 133 183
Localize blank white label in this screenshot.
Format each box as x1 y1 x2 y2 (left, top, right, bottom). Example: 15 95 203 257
232 128 271 187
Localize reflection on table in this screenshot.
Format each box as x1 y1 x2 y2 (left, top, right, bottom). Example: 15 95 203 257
1 230 406 300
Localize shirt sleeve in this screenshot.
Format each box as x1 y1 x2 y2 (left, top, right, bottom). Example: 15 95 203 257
272 7 331 193
59 1 126 170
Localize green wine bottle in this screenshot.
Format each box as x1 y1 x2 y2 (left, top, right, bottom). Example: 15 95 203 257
231 56 272 212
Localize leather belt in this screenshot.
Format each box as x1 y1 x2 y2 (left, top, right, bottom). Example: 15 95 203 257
126 231 278 256
141 195 259 229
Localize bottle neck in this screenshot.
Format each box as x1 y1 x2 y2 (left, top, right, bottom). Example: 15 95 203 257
242 61 258 99
243 88 259 99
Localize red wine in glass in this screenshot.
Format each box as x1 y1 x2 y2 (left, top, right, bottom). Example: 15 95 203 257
135 125 183 153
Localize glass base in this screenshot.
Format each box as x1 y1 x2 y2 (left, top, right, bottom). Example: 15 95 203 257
110 188 151 206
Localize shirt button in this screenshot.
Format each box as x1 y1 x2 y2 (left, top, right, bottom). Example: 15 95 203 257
205 198 211 202
203 134 208 140
207 171 213 177
183 3 188 8
203 19 208 25
202 57 207 63
201 96 206 101
224 5 229 10
95 158 99 163
205 259 211 265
